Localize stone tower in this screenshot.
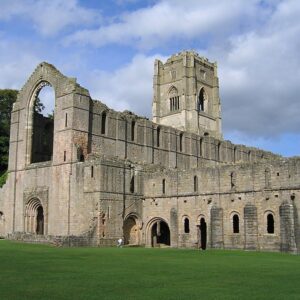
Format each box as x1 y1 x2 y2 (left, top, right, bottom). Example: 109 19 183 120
152 51 222 139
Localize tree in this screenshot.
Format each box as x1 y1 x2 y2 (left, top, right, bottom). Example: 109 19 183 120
0 89 18 175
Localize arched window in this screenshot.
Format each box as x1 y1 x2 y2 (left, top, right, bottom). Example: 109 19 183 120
217 142 221 161
198 88 205 111
131 121 135 141
157 127 160 147
233 214 239 233
179 133 183 152
101 112 106 135
267 213 274 234
184 218 190 233
194 175 198 192
162 179 166 194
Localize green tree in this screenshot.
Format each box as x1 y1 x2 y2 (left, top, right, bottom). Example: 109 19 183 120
0 89 18 176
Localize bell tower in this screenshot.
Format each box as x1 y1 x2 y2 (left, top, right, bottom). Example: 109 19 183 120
152 51 222 139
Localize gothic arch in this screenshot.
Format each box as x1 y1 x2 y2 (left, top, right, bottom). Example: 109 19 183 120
123 213 142 245
13 62 90 166
146 217 170 247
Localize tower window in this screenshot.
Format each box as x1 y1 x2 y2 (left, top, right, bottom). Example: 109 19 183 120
157 127 160 147
179 133 183 152
131 121 135 141
199 138 203 156
170 96 180 111
162 179 166 194
233 214 239 233
198 88 205 111
101 112 106 135
194 175 198 192
130 176 135 193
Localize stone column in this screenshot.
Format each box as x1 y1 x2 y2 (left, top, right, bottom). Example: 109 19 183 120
244 203 258 250
210 206 224 248
280 201 297 253
170 208 178 247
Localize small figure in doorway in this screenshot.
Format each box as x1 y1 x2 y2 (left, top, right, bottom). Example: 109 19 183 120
117 238 123 248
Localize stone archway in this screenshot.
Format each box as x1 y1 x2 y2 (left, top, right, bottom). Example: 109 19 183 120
199 217 207 250
123 216 140 245
25 198 45 235
148 218 170 247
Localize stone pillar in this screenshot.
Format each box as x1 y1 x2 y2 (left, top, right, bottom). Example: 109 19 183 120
211 206 224 248
280 202 297 253
244 203 258 250
170 208 178 247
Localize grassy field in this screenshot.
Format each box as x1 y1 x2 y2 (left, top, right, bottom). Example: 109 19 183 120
0 240 299 300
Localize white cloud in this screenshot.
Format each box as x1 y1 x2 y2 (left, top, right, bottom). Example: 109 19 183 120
85 54 167 117
65 0 264 48
0 0 101 36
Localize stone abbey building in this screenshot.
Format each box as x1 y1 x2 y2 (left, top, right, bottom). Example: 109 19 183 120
0 51 299 253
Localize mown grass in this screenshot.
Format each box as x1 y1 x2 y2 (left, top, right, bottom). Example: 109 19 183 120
0 240 299 300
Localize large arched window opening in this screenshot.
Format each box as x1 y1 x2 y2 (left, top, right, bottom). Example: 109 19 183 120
199 217 207 250
267 213 274 234
198 88 206 112
124 216 140 245
169 86 179 112
31 83 55 163
233 214 239 233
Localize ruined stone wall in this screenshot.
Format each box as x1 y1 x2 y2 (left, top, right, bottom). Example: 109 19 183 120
142 159 300 253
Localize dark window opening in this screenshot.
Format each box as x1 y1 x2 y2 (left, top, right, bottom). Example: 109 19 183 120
199 138 203 156
233 147 237 163
199 218 207 250
151 220 170 247
130 176 135 193
131 121 135 141
217 143 221 161
194 175 198 192
170 96 180 111
63 151 66 162
157 127 160 147
267 214 274 234
233 214 239 233
101 112 106 135
162 179 166 194
65 113 68 127
179 133 183 152
198 88 205 111
91 166 94 178
184 218 190 233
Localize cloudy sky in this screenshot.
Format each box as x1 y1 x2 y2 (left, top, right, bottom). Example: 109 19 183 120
0 0 299 156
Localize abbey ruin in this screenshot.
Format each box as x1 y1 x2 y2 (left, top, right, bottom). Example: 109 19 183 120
0 51 299 253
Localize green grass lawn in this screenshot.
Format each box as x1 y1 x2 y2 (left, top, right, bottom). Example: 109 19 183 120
0 240 299 300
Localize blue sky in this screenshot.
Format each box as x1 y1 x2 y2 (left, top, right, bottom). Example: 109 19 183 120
0 0 300 157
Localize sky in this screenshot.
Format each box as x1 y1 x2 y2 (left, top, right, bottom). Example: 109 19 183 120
0 0 300 157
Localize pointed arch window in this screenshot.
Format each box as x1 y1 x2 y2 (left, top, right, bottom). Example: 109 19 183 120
169 86 180 111
198 88 206 112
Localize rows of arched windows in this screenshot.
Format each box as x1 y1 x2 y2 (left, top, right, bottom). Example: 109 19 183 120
181 212 275 235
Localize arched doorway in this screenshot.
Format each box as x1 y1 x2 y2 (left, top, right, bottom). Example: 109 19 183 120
124 216 140 245
199 217 207 250
151 220 170 247
36 206 44 235
25 198 45 235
